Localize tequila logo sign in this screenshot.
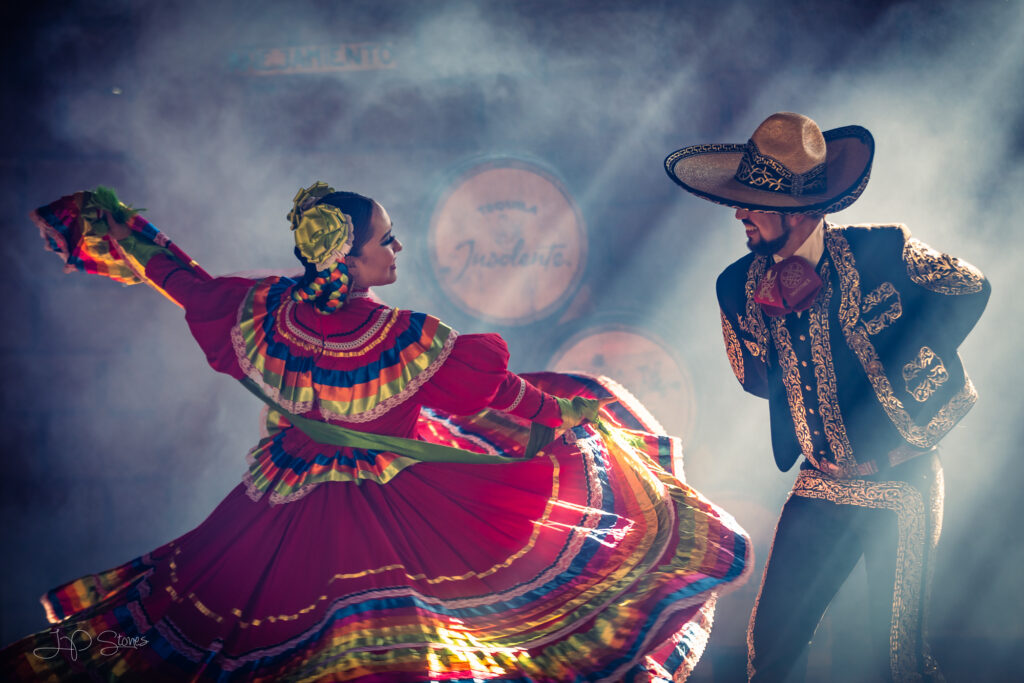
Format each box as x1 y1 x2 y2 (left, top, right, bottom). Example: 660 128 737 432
230 42 396 75
429 161 587 325
549 327 696 446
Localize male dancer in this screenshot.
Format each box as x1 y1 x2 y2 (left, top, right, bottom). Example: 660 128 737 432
665 112 989 681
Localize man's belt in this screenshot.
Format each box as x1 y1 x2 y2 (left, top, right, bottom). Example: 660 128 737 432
816 444 937 479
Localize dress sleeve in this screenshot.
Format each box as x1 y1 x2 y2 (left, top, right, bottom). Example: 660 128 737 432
146 253 255 379
419 333 564 427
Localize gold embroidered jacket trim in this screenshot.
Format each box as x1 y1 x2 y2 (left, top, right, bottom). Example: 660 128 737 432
743 256 771 359
828 230 977 447
721 310 744 384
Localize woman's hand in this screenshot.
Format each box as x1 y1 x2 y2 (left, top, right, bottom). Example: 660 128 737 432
525 396 616 459
557 395 613 429
103 210 132 240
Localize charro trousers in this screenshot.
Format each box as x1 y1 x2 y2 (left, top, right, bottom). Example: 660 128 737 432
747 453 944 683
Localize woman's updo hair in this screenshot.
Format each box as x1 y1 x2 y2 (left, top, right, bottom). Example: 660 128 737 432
290 190 377 314
316 191 375 258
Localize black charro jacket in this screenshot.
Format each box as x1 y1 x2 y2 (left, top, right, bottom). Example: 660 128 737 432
716 224 990 474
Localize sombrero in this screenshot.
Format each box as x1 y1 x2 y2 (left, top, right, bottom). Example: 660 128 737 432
664 112 874 215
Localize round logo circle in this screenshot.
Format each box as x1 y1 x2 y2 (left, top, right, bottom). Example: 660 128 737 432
548 325 696 444
428 160 587 325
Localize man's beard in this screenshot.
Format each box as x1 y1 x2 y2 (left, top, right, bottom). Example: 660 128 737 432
747 221 790 256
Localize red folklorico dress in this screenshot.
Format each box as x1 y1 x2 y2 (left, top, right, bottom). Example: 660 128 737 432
4 193 751 682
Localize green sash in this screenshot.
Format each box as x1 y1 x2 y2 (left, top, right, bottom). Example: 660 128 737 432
240 377 552 463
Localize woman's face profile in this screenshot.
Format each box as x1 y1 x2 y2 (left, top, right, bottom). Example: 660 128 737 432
347 202 402 289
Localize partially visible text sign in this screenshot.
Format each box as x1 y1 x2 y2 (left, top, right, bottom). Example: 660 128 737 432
230 42 396 75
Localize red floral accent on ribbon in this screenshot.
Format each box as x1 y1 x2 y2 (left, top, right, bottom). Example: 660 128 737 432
754 256 822 317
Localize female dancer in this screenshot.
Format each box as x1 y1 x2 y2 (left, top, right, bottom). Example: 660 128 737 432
4 183 750 681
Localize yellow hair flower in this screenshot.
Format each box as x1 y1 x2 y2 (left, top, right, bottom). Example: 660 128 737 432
288 182 354 270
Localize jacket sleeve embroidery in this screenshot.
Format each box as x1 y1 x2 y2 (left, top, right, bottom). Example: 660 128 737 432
903 237 985 295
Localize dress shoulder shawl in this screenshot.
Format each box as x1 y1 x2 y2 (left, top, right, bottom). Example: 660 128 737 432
231 278 458 423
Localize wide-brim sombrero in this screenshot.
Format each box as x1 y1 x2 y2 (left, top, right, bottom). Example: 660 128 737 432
664 115 875 215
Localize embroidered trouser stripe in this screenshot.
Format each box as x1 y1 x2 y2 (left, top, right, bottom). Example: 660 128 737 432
747 454 943 682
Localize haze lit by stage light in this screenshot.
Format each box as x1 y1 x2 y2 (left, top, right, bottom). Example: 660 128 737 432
2 1 1022 681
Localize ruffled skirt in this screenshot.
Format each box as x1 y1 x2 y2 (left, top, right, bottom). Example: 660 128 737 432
2 373 750 682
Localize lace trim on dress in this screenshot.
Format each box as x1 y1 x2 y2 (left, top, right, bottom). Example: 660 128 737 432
243 445 271 503
502 377 528 412
231 322 315 415
277 301 395 353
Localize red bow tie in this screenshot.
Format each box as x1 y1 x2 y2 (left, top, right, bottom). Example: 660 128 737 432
754 256 823 317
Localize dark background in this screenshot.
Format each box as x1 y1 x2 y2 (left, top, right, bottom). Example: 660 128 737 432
2 1 1022 681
